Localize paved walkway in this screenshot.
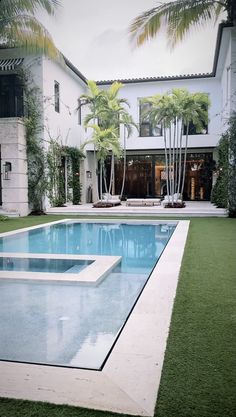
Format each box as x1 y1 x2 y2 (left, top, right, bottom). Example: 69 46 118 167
47 201 227 217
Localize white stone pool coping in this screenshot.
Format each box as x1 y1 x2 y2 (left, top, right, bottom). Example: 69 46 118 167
0 253 121 284
0 219 190 416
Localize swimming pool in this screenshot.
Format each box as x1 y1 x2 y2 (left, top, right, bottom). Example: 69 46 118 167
0 220 175 370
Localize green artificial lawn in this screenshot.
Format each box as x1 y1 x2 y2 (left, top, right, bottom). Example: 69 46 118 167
0 216 235 417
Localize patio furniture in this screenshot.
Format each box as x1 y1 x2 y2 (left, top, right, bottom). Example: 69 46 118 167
100 193 121 206
126 198 161 207
161 194 182 206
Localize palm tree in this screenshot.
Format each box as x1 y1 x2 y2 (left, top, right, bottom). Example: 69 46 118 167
142 88 210 204
80 81 137 199
0 0 61 58
119 112 137 199
82 125 121 201
129 0 235 48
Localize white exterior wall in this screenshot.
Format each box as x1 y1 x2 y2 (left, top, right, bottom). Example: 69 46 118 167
0 119 29 216
84 77 222 155
41 57 86 149
229 27 236 114
23 55 87 207
216 26 236 127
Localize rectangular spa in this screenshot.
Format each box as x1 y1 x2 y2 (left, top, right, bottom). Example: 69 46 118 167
0 257 93 273
0 221 175 371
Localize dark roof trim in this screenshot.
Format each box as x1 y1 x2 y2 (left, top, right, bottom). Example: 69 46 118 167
63 55 87 84
212 22 233 76
96 22 234 86
96 72 214 85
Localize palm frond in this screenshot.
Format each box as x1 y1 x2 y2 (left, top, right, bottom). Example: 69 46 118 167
0 0 61 58
129 0 226 47
107 81 124 100
0 0 60 17
1 14 60 59
87 80 101 98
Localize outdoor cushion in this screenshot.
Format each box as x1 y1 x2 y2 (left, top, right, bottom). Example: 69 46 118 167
101 193 121 205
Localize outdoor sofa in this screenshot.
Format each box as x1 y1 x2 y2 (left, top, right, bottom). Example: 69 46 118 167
126 198 161 207
100 193 121 206
161 193 182 206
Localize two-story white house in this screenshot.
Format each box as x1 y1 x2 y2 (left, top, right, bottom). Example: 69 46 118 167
0 23 235 215
0 49 87 215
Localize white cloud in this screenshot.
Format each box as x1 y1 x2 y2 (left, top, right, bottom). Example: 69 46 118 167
37 0 223 80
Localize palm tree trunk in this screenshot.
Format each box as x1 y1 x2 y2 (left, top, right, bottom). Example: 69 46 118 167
177 121 183 198
172 118 177 201
120 125 127 199
93 145 99 201
181 124 189 198
168 126 173 203
100 160 103 201
103 164 108 193
175 119 179 193
108 153 114 195
163 122 170 199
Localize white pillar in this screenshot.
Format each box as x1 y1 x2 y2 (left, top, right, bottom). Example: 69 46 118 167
0 118 29 216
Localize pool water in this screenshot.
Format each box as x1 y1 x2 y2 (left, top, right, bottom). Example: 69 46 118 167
0 257 92 273
0 221 175 370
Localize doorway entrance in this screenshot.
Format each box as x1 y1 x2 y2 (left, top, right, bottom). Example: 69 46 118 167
112 152 214 200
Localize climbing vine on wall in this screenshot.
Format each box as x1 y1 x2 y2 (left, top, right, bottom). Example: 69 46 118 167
18 68 84 210
211 135 229 208
212 112 236 217
19 69 47 214
47 137 84 207
46 137 65 207
63 146 84 204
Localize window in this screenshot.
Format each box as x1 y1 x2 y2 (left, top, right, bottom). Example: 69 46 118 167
54 81 60 113
184 103 208 135
77 98 82 125
139 101 162 137
0 75 24 118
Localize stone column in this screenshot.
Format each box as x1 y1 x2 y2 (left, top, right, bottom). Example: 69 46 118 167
0 118 29 216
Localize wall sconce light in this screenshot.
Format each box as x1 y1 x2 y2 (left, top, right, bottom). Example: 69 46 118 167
4 162 12 180
86 170 92 179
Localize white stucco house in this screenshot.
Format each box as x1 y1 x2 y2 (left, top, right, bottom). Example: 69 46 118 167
0 23 235 216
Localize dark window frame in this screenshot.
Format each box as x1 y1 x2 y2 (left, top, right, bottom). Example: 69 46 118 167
184 103 209 135
54 81 60 113
0 74 24 118
139 100 162 137
77 98 82 125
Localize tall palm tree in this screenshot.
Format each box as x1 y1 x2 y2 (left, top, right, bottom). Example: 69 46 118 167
119 112 137 199
142 88 209 204
0 0 61 58
80 81 137 199
82 125 121 201
129 0 235 48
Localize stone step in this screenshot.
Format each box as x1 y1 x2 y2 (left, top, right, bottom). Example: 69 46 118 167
0 208 20 218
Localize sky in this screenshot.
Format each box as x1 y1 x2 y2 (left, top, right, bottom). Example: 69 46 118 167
38 0 224 81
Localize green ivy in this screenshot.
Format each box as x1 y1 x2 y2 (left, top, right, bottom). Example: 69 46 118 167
19 69 47 214
46 138 65 207
211 135 229 208
212 112 236 216
62 146 84 204
47 140 84 207
228 112 236 217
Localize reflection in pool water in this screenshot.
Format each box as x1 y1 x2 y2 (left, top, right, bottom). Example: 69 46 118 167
0 222 175 369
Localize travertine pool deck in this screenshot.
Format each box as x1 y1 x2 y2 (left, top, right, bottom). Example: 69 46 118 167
0 219 190 416
47 201 227 217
